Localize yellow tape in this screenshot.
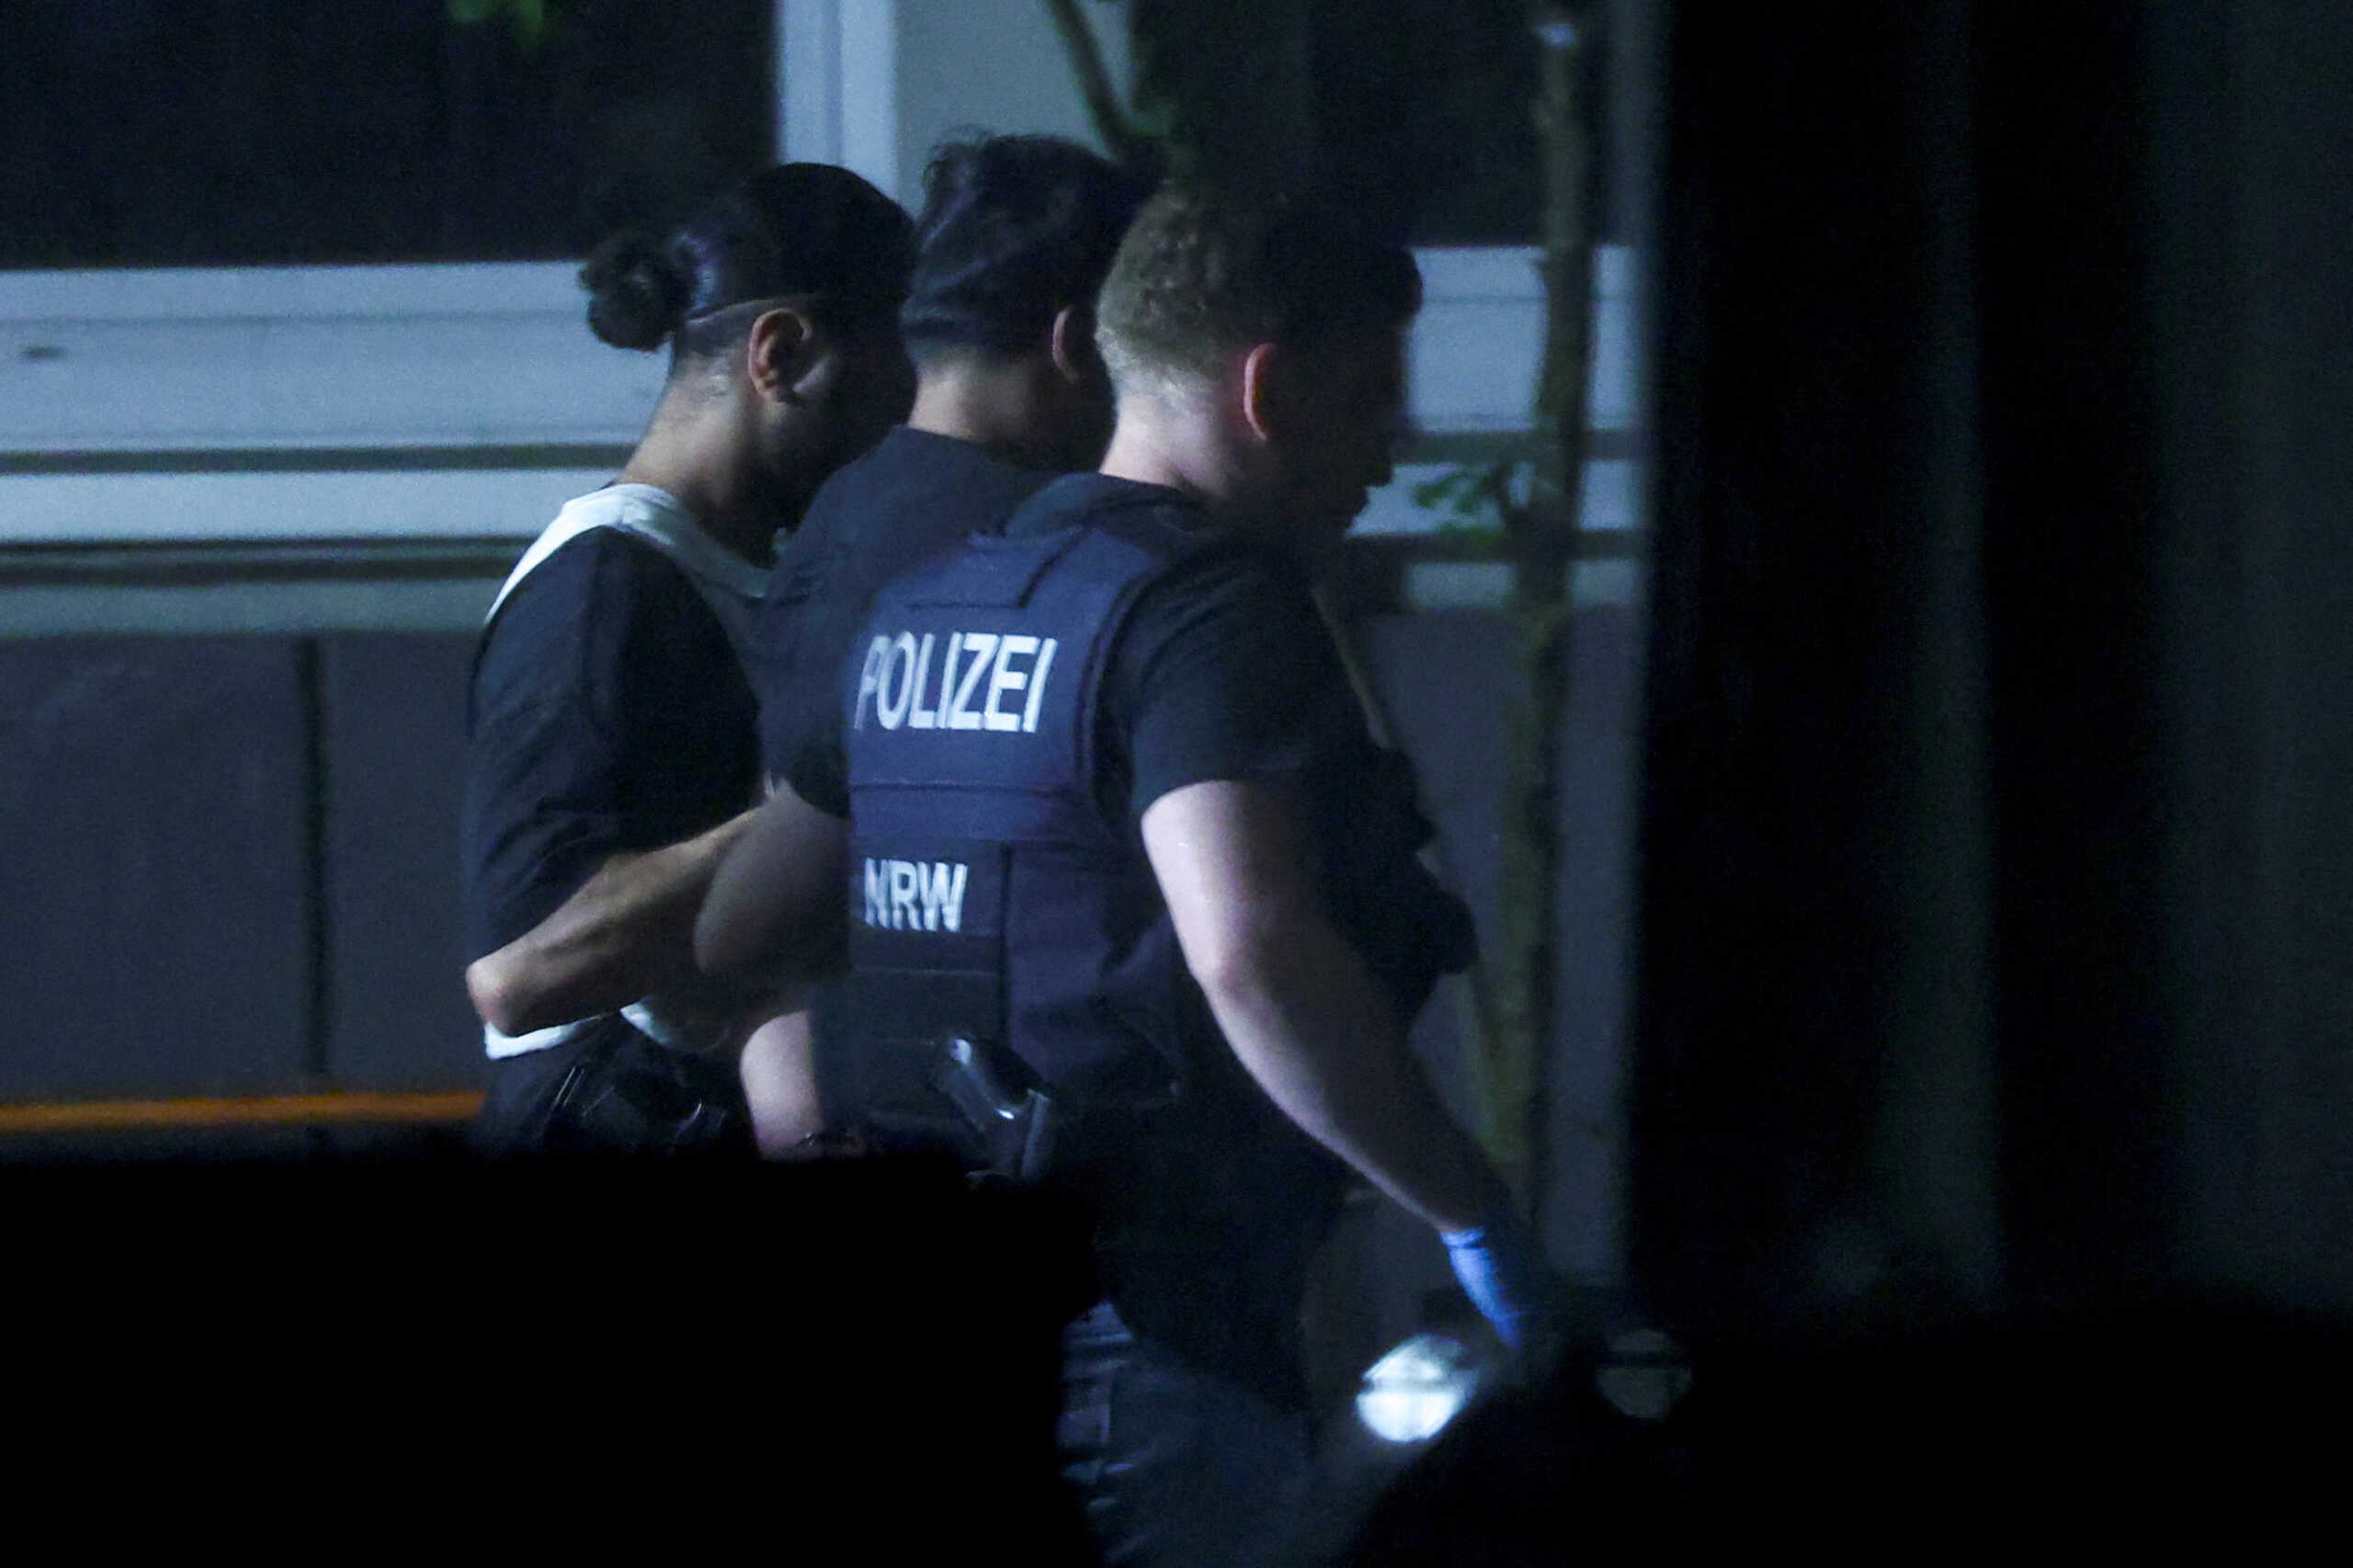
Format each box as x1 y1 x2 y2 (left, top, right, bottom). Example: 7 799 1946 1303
0 1091 484 1134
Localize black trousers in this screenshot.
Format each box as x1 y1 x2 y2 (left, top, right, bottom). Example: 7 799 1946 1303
472 1016 755 1158
1058 1301 1318 1568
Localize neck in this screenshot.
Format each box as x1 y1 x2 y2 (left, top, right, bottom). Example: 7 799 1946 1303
616 396 779 564
907 354 1072 471
1097 395 1251 516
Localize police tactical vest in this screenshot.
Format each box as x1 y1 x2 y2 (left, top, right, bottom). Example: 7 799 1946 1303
836 490 1227 1154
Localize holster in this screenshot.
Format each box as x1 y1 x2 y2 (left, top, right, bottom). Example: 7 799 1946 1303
841 1031 1062 1185
929 1035 1059 1183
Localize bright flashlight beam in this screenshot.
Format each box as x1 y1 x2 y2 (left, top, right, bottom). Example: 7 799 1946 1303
1357 1332 1483 1444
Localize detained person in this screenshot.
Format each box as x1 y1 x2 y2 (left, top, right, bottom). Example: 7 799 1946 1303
460 165 915 1156
695 134 1154 1156
699 181 1569 1565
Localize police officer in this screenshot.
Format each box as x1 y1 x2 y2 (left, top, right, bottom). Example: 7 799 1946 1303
696 135 1153 1155
706 183 1569 1564
460 165 915 1156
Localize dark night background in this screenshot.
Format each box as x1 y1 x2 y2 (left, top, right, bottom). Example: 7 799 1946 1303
6 1 2353 1551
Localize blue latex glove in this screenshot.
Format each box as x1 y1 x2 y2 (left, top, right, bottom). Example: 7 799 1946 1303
1442 1204 1562 1349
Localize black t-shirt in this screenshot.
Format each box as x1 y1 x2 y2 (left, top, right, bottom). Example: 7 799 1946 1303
759 426 1056 814
460 529 759 960
1006 474 1476 1017
986 478 1337 825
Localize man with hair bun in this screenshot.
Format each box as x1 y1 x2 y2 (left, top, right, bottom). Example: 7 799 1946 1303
695 133 1154 1155
460 163 913 1156
707 181 1571 1565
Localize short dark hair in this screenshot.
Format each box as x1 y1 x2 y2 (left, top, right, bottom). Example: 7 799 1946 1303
897 135 1156 359
1095 184 1422 393
580 164 914 365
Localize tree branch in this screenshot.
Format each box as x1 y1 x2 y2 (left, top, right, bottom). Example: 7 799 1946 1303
1040 0 1163 169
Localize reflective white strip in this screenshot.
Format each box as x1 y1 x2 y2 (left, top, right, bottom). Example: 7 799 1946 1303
483 1018 590 1060
620 998 734 1057
483 1002 730 1061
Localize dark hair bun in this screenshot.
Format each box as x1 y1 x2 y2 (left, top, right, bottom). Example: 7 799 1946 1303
581 230 688 351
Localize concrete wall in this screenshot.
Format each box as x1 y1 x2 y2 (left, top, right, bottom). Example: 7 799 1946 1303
0 630 483 1162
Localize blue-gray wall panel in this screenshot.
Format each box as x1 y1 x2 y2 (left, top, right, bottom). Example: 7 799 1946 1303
318 632 482 1091
0 637 312 1097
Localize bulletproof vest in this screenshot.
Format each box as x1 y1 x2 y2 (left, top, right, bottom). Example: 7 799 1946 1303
835 492 1219 1142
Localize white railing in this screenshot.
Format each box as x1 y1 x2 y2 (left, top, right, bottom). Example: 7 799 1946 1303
0 246 1643 545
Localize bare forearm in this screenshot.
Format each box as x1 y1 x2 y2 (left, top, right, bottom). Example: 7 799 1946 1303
694 784 850 991
468 808 760 1036
738 1009 829 1156
1199 915 1501 1235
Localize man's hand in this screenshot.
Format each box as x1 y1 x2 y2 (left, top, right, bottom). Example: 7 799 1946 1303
465 806 764 1040
1442 1204 1565 1350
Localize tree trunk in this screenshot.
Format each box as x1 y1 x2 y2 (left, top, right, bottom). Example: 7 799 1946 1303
1481 4 1593 1213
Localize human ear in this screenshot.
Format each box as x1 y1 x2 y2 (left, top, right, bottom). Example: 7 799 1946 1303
1238 342 1285 443
747 304 823 403
1049 304 1102 387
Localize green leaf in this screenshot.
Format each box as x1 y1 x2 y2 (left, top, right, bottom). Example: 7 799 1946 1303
1411 471 1467 509
1432 519 1505 559
447 0 559 47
